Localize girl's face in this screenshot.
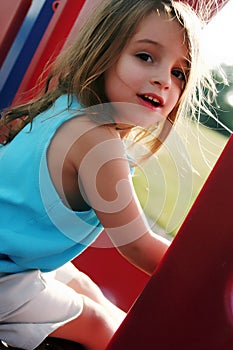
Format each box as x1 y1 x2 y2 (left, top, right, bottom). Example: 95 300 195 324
104 12 189 129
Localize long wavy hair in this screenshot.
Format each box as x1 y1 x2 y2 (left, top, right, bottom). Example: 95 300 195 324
0 0 216 156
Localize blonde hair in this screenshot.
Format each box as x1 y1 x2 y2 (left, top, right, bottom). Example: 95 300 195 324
1 0 216 154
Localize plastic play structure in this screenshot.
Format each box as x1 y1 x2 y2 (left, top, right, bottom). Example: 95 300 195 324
0 0 232 349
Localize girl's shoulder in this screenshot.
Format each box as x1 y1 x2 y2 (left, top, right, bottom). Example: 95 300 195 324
63 114 131 183
48 110 128 182
50 94 121 152
54 113 123 161
47 112 128 212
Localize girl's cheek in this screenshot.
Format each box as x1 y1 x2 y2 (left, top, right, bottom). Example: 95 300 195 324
116 57 143 89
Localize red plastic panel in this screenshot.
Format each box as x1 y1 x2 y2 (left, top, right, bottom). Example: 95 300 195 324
73 232 149 312
0 0 32 68
106 135 233 350
63 0 101 46
14 0 86 105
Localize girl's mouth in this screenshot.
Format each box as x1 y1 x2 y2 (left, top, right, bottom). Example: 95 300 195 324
137 94 164 110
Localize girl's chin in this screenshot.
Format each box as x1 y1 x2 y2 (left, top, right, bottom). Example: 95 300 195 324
109 102 165 128
125 115 165 128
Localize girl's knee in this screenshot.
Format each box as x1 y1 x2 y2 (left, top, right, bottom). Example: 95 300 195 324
68 271 105 304
51 295 118 350
82 296 118 334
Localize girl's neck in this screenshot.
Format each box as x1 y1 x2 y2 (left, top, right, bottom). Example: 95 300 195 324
115 125 132 139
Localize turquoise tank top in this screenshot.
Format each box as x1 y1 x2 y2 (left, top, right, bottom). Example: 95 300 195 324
0 95 104 274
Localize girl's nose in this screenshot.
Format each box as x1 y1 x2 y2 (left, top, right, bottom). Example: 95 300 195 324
150 68 171 90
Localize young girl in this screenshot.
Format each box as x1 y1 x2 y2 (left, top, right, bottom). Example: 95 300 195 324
0 0 215 349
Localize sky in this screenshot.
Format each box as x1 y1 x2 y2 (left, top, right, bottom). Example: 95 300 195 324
201 0 233 67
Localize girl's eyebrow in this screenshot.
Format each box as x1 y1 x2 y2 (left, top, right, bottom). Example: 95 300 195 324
135 39 162 47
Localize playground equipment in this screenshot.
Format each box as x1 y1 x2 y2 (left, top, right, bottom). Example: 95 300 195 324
0 0 232 349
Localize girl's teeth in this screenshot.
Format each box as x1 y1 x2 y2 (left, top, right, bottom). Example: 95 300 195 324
144 95 159 103
144 95 160 105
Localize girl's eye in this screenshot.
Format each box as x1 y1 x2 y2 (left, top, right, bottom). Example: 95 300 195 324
172 69 186 81
136 53 153 63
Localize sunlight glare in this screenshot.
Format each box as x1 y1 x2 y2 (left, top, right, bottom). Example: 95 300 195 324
226 91 233 106
201 0 233 67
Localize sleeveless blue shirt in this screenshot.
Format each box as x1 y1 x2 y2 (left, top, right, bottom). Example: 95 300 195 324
0 95 104 274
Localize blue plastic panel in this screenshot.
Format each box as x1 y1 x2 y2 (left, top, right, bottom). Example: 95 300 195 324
0 0 55 110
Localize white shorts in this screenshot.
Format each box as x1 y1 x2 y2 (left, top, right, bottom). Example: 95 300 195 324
0 262 83 349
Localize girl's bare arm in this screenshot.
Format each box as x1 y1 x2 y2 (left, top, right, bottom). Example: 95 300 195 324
69 123 170 275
